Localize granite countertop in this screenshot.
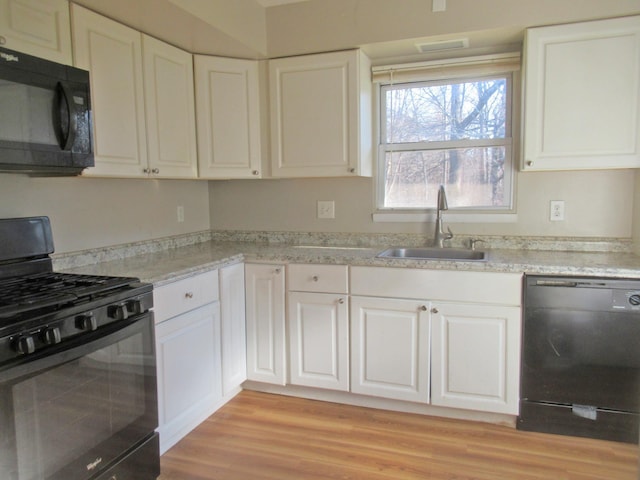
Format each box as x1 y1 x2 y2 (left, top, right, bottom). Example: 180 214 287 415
58 239 640 286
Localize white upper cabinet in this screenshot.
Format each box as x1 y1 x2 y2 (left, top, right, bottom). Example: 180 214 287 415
194 55 263 179
72 4 147 177
72 5 197 178
522 15 640 171
269 49 372 178
0 0 72 64
143 35 197 178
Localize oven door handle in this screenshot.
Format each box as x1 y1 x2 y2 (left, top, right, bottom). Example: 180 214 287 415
0 314 154 385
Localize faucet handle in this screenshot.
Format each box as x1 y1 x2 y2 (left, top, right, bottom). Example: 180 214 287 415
446 226 453 239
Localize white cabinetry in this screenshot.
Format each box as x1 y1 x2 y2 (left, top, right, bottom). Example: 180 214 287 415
142 35 197 178
0 0 72 64
194 55 263 179
523 15 640 170
219 263 247 395
350 266 522 414
153 270 221 454
269 49 372 177
430 303 521 415
350 296 430 403
71 5 197 178
287 264 349 391
245 263 286 385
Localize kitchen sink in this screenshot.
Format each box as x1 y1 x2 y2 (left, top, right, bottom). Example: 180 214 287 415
376 247 487 262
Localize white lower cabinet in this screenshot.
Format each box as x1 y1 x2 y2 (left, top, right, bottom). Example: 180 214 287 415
155 303 221 454
430 303 521 415
245 263 286 385
153 270 221 454
219 263 247 395
350 296 430 403
288 291 349 391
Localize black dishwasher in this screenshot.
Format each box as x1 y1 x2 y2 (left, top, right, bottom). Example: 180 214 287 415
518 275 640 443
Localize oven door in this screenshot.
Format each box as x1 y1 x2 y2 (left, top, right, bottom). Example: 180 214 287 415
0 314 158 480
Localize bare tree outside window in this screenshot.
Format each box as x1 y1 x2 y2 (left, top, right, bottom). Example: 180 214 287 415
380 75 512 210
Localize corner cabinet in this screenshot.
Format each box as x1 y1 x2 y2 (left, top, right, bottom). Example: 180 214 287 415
71 5 197 178
269 49 372 178
0 0 72 64
194 56 263 179
245 263 286 385
522 15 640 171
219 263 247 395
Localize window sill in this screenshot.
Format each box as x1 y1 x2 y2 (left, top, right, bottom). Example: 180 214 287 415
372 212 518 223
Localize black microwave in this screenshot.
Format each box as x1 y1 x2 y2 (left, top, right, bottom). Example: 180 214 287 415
0 46 94 175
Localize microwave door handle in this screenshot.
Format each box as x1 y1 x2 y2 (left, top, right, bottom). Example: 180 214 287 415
55 81 77 151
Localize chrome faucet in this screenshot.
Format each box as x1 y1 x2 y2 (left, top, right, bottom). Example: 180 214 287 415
433 185 453 248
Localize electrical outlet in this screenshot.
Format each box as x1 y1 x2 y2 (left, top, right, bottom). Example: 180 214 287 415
317 201 335 219
550 200 565 221
177 205 184 223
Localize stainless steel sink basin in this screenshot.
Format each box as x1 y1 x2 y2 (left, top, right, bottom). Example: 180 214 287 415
376 247 487 261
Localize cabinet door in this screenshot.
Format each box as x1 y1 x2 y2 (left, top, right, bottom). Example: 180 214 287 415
269 49 371 178
288 291 349 391
431 303 521 415
143 35 197 178
245 264 286 385
194 55 262 179
0 0 72 64
155 302 221 454
71 4 147 177
350 296 430 403
219 263 247 395
523 16 640 170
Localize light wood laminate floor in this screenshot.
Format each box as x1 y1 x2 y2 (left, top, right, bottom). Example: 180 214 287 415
159 390 638 480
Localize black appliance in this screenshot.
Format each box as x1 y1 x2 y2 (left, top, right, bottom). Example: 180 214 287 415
518 274 640 443
0 46 93 175
0 216 159 479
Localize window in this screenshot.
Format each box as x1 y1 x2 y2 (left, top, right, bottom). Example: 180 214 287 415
374 55 519 217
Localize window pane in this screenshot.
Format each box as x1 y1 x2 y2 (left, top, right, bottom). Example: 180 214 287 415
385 78 507 143
383 147 507 209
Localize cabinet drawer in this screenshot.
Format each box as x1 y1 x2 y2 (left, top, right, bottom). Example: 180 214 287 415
350 267 521 306
153 270 219 323
288 264 348 293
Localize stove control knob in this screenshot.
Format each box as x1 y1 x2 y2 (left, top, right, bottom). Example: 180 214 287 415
629 294 640 306
43 327 62 345
127 299 144 315
76 313 97 332
108 303 129 321
15 335 36 355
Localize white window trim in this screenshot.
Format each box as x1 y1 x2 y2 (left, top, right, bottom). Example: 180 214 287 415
372 53 521 223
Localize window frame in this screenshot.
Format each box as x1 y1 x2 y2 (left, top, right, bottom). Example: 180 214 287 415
373 55 520 222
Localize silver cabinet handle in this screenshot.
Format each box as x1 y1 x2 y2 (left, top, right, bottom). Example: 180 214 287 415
338 298 345 304
185 292 194 299
143 168 150 174
431 307 439 314
275 268 281 274
312 275 319 282
349 167 355 173
420 305 427 311
151 168 160 174
252 170 259 175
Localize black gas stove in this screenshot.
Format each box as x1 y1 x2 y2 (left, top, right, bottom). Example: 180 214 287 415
0 217 152 367
0 216 159 480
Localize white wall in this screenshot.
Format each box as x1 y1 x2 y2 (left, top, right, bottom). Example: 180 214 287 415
0 175 210 254
208 169 634 239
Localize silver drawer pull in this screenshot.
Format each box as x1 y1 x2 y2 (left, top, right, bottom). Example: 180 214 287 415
312 275 319 282
431 307 438 314
185 292 194 299
338 298 345 304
